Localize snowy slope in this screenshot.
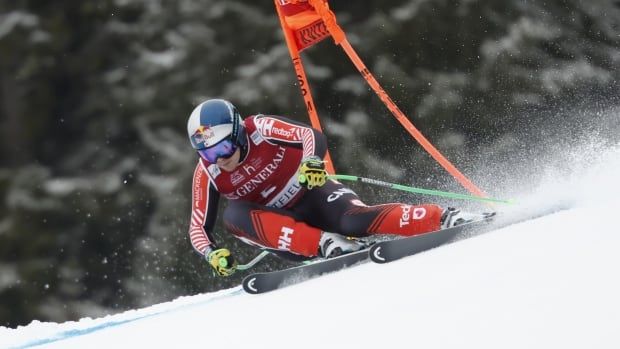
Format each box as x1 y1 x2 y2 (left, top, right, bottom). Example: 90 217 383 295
2 144 620 349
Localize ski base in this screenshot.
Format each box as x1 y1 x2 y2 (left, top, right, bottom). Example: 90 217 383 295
242 249 369 294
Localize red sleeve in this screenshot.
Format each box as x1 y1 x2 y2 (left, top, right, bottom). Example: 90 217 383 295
188 161 220 255
252 114 327 159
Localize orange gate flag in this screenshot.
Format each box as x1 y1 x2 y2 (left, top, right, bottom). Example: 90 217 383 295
274 0 336 174
275 1 486 199
277 1 331 52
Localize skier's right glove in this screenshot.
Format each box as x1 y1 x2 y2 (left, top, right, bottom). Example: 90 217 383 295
298 155 327 190
205 247 237 277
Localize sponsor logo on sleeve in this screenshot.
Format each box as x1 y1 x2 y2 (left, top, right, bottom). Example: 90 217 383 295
255 117 302 141
192 174 203 204
255 117 275 135
271 126 302 141
250 131 263 145
207 164 221 179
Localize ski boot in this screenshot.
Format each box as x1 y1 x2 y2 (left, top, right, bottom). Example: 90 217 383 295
319 232 367 258
440 207 495 229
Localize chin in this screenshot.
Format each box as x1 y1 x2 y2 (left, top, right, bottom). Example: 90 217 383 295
218 161 237 172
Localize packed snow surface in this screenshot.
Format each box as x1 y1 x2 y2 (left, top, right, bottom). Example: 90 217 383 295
2 143 620 349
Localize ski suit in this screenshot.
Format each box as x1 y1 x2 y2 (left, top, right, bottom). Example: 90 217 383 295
189 114 443 260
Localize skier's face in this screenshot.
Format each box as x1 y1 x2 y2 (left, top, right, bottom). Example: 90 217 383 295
216 148 241 172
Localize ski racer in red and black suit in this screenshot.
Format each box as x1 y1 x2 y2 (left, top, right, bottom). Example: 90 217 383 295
187 99 478 276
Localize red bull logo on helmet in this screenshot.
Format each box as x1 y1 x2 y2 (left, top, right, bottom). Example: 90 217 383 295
192 126 215 148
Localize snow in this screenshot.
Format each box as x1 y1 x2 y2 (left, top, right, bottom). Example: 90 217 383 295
0 11 38 39
2 144 620 349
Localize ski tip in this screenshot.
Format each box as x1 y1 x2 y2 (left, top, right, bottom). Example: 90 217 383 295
242 276 260 294
483 211 497 219
369 244 389 264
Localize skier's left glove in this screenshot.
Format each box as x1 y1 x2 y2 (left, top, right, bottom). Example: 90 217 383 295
298 156 327 190
205 247 237 277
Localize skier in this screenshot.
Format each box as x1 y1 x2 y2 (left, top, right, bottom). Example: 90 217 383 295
187 99 482 276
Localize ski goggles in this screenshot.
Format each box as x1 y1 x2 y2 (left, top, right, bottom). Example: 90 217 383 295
197 138 237 164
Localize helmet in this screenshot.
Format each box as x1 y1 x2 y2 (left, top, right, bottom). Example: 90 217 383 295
187 99 246 150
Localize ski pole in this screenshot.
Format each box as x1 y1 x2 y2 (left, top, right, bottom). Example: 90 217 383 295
328 174 515 205
237 251 271 271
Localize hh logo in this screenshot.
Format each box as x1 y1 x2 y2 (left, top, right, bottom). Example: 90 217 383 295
255 117 275 136
278 227 294 250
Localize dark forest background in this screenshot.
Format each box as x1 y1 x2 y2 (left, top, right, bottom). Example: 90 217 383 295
1 0 619 327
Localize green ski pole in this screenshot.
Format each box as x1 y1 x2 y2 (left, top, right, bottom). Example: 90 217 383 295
237 251 271 271
328 174 514 205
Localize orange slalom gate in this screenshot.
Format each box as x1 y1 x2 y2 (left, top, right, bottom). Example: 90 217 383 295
275 0 487 198
274 0 336 174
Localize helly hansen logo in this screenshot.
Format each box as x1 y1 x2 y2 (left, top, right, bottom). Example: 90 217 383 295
399 205 426 227
255 118 276 135
278 227 294 250
255 117 302 141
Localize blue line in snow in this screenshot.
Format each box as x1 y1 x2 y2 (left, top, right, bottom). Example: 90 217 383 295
12 288 243 349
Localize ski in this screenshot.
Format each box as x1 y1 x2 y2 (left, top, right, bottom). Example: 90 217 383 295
243 207 567 293
368 205 571 264
370 214 497 264
242 248 369 294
